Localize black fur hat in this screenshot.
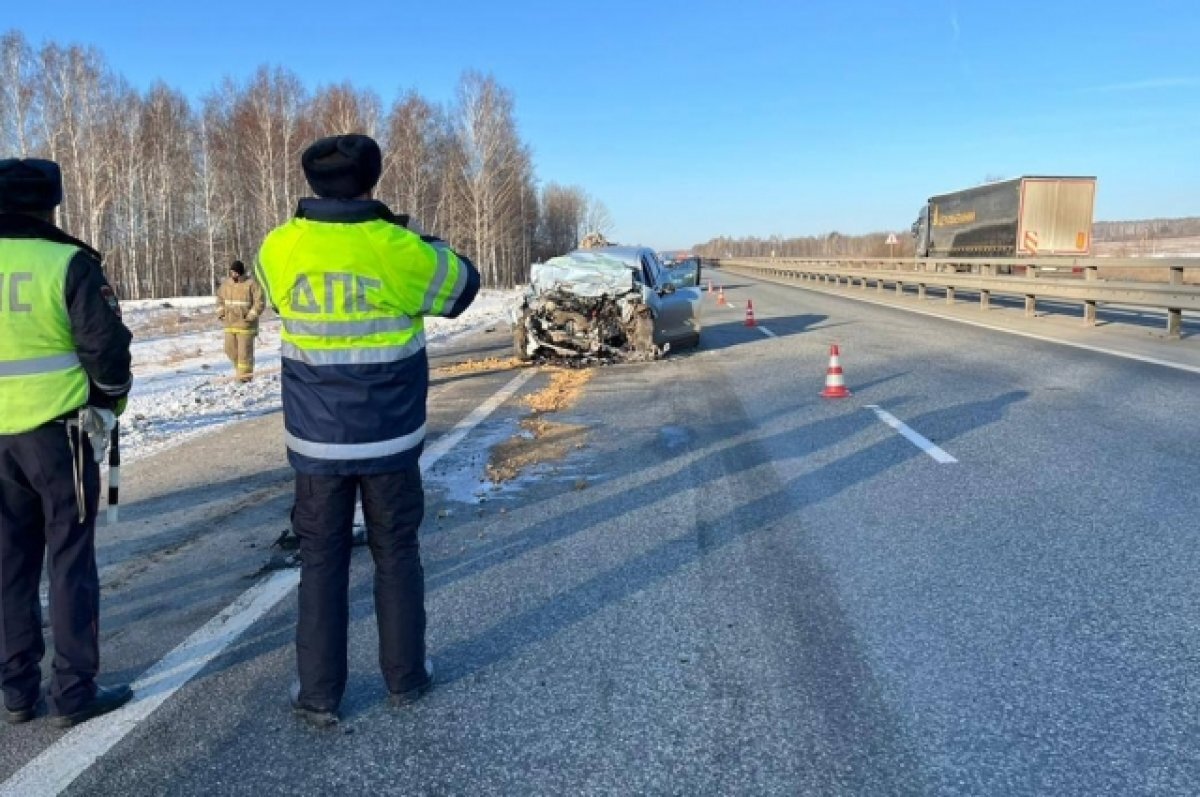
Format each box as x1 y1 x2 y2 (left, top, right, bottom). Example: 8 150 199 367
0 158 63 212
301 135 382 199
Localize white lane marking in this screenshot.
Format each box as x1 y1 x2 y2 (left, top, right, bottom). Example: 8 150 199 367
757 327 777 338
865 405 958 464
2 368 539 797
1 570 298 797
422 369 537 465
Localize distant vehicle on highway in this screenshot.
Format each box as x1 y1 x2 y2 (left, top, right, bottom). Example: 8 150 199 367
912 176 1097 259
513 246 703 362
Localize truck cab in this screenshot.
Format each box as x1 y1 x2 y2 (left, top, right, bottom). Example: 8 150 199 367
911 205 930 258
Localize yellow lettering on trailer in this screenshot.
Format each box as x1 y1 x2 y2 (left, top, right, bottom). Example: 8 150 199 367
932 206 977 227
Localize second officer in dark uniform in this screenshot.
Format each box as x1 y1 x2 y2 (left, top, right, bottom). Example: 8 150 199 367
0 158 134 727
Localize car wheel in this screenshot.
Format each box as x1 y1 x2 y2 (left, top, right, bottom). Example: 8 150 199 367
513 323 532 361
670 332 701 351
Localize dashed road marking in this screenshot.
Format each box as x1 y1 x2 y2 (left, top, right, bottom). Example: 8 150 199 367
865 405 958 464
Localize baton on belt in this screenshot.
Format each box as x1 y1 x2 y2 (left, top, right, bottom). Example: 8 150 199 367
107 421 120 524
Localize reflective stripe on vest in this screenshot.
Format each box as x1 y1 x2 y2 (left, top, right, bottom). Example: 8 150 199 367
0 352 82 376
284 422 426 461
280 331 426 366
281 316 413 337
420 242 472 315
0 237 90 434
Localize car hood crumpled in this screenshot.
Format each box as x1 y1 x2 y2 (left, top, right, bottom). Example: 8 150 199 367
530 252 637 298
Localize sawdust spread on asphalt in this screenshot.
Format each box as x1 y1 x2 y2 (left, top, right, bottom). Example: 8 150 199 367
521 367 592 413
433 356 528 377
487 367 593 483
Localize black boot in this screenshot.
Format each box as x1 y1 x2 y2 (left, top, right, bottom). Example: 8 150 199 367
50 685 133 729
289 682 339 729
388 659 434 708
4 698 42 725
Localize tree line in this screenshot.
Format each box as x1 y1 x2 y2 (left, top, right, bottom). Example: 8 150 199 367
1093 217 1200 242
695 219 1200 261
1 30 612 298
694 232 916 259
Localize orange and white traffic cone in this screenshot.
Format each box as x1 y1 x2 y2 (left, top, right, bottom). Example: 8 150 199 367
744 299 756 327
819 344 852 398
717 286 727 306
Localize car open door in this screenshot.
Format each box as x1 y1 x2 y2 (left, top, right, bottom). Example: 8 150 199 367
641 252 701 347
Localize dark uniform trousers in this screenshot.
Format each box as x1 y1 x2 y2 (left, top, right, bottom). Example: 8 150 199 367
0 423 100 715
292 464 426 710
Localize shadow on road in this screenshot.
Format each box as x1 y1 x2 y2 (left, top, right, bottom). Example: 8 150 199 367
413 389 1029 696
697 313 832 351
89 348 1026 779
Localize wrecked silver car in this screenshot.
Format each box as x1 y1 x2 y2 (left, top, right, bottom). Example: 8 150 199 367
513 246 703 363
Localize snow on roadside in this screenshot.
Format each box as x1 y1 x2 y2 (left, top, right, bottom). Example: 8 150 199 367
120 289 521 463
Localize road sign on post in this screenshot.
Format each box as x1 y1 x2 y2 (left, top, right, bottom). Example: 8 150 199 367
886 232 898 258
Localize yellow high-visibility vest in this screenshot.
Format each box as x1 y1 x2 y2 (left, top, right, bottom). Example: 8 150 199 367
0 237 89 434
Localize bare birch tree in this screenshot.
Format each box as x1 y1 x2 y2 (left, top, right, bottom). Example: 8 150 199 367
450 71 536 286
309 83 381 138
378 90 447 229
538 183 586 258
0 31 41 155
581 194 614 241
37 42 117 248
233 66 309 236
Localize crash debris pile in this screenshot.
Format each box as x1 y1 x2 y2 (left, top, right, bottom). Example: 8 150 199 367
578 231 611 249
516 290 657 364
513 252 662 364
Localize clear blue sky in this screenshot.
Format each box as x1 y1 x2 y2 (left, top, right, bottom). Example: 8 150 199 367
9 0 1200 250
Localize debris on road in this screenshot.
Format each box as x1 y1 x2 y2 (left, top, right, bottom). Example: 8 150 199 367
522 368 593 413
272 527 300 551
264 521 366 574
433 356 528 377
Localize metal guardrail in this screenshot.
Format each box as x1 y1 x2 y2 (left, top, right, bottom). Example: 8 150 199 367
718 257 1200 338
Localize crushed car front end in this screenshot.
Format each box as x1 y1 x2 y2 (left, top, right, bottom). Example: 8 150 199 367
513 252 661 364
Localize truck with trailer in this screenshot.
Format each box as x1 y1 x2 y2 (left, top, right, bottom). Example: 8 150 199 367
911 176 1097 263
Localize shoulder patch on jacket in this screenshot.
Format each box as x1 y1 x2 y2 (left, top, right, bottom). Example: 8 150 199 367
100 285 123 319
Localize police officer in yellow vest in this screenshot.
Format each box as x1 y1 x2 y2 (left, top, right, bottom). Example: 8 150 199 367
257 135 479 727
0 159 133 727
216 260 265 381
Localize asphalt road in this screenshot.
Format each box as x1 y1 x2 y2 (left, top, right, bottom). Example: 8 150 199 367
3 274 1199 795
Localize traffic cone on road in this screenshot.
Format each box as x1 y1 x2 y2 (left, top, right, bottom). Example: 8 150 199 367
717 286 727 306
744 299 756 327
819 344 852 398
